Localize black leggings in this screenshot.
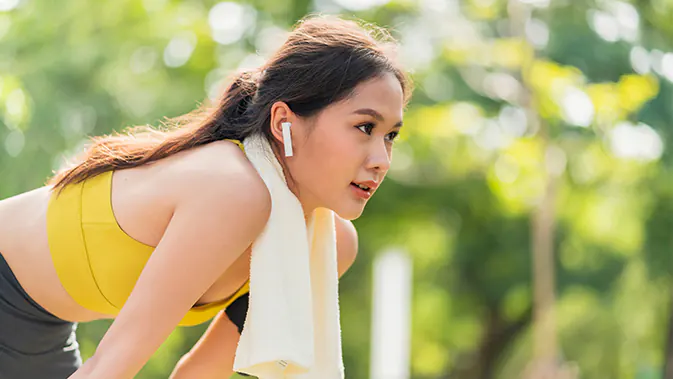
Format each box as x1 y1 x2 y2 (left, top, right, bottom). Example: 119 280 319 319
0 252 82 379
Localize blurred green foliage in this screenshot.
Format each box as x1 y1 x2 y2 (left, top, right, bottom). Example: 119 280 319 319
2 0 673 378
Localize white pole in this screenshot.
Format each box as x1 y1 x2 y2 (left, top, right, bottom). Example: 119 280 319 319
369 248 413 379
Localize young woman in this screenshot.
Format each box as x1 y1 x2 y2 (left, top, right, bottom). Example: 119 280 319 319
0 15 412 379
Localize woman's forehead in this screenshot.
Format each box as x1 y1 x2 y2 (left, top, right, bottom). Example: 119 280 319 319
329 75 404 118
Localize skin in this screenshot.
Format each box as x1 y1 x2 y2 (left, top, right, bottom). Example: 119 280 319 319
0 72 404 379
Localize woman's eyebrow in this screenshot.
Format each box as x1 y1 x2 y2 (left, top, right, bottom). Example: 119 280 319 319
352 108 403 127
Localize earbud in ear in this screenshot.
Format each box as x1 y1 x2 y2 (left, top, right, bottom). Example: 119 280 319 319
281 122 293 157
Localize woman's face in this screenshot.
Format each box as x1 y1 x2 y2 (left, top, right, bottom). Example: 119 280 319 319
287 72 405 220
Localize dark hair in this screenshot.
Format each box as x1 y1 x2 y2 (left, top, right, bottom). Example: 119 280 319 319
49 14 413 191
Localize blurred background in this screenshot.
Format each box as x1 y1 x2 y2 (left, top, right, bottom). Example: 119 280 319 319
1 0 673 378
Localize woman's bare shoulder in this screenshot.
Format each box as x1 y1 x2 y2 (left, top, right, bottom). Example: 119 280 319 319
158 140 270 214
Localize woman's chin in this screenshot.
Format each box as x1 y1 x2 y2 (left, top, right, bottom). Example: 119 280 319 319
332 203 366 221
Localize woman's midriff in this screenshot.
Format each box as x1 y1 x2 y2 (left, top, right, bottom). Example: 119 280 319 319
0 186 110 322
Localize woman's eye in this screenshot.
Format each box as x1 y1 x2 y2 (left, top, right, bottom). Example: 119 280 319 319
356 123 375 135
385 131 400 143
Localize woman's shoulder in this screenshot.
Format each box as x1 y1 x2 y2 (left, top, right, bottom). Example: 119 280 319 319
159 140 270 213
168 139 246 172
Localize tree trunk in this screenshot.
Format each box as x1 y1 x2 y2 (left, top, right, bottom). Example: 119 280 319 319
531 164 559 364
663 290 673 379
506 1 573 377
449 308 532 379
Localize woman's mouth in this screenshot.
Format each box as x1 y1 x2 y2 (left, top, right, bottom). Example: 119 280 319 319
350 182 372 200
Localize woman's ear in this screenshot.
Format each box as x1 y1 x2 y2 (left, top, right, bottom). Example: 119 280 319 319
269 101 294 146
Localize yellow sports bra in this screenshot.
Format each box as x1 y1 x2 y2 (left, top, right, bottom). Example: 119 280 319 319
46 139 249 326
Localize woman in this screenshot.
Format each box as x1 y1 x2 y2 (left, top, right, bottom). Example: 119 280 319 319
0 15 412 379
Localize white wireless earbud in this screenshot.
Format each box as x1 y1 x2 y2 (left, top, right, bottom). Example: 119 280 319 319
281 122 293 157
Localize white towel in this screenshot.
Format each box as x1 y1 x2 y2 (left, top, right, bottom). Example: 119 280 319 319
233 133 345 379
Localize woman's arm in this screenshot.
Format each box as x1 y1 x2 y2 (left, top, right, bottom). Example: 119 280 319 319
335 215 358 277
169 310 241 379
169 215 359 378
68 169 271 379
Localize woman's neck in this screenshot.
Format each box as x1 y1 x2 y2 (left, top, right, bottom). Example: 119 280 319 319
270 149 316 227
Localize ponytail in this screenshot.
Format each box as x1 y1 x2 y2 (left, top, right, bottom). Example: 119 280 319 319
48 69 261 193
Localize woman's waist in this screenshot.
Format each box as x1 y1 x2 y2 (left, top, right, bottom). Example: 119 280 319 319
0 187 115 322
12 275 112 323
1 241 113 323
0 186 52 253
